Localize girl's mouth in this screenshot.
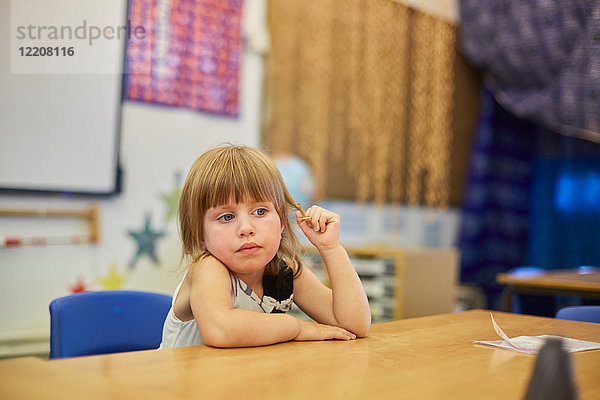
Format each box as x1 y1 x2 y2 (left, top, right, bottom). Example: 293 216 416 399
237 242 260 254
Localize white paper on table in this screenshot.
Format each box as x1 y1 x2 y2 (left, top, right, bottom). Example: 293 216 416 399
474 313 600 354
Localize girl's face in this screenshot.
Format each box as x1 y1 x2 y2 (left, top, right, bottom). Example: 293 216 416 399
202 200 283 278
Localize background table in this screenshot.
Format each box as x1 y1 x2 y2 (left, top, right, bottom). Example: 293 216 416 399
497 268 600 312
1 310 599 399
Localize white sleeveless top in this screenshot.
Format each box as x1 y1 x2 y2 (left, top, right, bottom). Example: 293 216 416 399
159 267 293 349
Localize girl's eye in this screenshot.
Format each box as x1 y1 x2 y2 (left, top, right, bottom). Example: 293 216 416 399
218 213 235 222
253 208 268 216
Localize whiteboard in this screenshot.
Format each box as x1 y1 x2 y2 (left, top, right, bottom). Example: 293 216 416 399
0 0 125 195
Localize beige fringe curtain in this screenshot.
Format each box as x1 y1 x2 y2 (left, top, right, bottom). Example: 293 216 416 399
263 0 456 207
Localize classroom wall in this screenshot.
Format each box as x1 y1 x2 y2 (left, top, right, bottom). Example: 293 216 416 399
0 0 461 357
0 0 266 355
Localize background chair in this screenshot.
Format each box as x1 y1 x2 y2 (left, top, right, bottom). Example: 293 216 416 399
555 306 600 323
49 290 172 359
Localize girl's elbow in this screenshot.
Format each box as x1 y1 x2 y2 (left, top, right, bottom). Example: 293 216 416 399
203 330 243 348
201 328 226 348
354 320 371 338
352 312 371 338
200 323 240 348
337 310 371 338
339 317 370 338
203 333 230 348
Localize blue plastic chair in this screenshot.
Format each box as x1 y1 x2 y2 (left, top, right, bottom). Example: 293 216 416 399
49 290 172 359
555 306 600 323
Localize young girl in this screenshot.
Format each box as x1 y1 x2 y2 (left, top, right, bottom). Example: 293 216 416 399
159 144 371 348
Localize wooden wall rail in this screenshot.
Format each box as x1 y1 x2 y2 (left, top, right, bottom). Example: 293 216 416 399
0 205 99 247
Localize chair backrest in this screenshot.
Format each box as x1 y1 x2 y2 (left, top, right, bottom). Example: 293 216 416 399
555 306 600 323
508 266 545 277
49 290 172 359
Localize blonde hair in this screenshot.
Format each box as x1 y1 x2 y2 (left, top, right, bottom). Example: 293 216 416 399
179 144 303 276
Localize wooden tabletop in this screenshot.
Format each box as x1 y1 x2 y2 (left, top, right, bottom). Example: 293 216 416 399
1 310 599 399
497 269 600 292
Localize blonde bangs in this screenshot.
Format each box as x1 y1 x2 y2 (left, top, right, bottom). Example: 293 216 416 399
201 152 283 212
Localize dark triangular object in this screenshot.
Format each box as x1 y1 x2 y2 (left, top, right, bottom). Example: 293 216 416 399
523 337 578 400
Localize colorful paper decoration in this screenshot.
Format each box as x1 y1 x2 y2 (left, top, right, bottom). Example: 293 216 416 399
98 263 127 290
161 171 182 222
69 276 89 293
128 214 166 269
124 0 243 117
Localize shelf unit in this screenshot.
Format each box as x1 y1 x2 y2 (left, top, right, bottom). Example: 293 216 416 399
302 245 459 322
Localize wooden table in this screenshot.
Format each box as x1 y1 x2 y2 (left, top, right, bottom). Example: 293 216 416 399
497 268 600 312
1 310 599 399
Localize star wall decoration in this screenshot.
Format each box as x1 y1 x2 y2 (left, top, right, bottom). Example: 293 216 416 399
98 263 127 289
161 171 182 222
161 187 181 222
69 276 89 293
128 214 166 269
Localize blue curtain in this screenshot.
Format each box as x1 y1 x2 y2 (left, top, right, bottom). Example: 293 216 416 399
458 0 600 312
458 89 600 311
458 89 535 309
527 155 600 269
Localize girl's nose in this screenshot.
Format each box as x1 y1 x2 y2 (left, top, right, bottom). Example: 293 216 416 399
238 217 255 237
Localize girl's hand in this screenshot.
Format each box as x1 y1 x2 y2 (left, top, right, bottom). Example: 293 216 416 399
293 319 356 341
296 206 341 250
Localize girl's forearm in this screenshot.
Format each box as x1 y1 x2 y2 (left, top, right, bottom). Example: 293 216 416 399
201 310 301 348
318 244 371 337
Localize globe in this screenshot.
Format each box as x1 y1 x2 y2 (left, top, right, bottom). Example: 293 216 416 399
273 154 316 209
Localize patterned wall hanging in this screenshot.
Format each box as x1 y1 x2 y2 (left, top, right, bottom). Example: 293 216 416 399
264 0 456 207
125 0 244 117
460 0 600 143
